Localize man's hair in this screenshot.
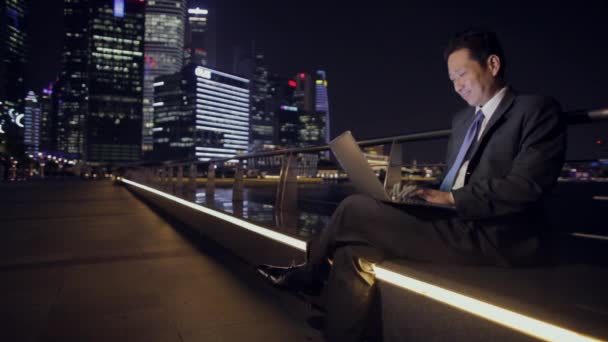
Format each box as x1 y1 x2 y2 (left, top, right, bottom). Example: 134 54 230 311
444 28 507 80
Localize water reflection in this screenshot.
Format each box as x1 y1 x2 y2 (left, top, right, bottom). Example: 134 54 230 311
183 186 330 240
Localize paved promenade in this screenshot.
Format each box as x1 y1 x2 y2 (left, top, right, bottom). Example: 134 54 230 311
0 180 321 342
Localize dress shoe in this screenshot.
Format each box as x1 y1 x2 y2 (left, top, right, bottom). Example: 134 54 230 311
256 263 323 296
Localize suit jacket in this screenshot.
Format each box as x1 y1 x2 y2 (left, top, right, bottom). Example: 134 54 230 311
445 88 567 264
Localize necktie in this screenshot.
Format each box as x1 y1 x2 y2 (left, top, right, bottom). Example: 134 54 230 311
440 109 485 192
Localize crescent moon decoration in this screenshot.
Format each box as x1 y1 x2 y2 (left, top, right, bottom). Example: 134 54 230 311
8 108 16 122
0 122 5 134
16 114 25 128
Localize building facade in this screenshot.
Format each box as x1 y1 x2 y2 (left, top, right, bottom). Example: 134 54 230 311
0 0 28 155
23 91 40 154
56 0 145 163
152 65 250 162
184 6 213 67
142 0 186 153
249 53 275 152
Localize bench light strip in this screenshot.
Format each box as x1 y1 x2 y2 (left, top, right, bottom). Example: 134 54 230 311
121 178 306 251
121 177 603 342
372 266 603 342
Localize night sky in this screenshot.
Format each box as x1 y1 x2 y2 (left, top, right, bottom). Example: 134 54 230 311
28 0 608 162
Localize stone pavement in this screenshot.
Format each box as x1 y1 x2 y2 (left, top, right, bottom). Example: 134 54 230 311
0 180 322 342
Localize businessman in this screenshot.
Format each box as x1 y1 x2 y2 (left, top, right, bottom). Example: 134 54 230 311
258 28 567 341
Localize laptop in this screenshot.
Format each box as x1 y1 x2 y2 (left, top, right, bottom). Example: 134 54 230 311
329 131 456 211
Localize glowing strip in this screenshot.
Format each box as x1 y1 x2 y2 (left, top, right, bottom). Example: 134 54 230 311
197 78 250 92
121 178 306 251
196 93 249 106
121 179 603 342
198 88 250 102
197 84 250 98
197 104 249 116
197 109 248 119
196 112 248 123
196 126 248 136
196 98 249 111
372 266 603 342
572 233 608 241
195 120 249 131
592 196 608 201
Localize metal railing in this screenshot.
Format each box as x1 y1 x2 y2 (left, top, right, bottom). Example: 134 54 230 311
120 107 608 212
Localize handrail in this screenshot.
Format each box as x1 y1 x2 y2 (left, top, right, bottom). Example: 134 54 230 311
119 107 607 169
191 107 608 166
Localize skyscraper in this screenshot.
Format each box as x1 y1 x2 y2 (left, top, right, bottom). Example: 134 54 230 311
291 71 329 147
39 85 55 152
142 0 186 153
184 6 214 67
56 0 88 156
23 91 40 154
315 70 330 143
249 53 275 152
0 0 28 155
57 0 145 162
152 65 250 162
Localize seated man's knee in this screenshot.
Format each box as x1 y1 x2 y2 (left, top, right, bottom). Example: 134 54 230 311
339 194 377 212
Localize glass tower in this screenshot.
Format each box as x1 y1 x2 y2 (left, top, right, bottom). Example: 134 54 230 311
23 91 40 155
142 0 186 153
152 65 250 162
0 0 28 155
184 6 212 67
57 0 145 162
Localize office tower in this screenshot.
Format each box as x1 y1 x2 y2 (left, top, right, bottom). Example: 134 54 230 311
249 53 275 152
57 0 145 162
0 0 28 155
315 70 330 143
23 91 40 154
152 65 250 162
39 85 55 152
142 0 186 153
290 71 328 147
184 6 214 67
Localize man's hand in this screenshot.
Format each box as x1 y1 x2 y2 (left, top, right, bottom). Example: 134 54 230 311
415 188 455 205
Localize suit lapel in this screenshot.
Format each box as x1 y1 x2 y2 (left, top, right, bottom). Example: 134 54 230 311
467 88 516 162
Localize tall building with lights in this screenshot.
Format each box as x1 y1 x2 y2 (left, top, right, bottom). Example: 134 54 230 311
23 91 40 154
142 0 186 154
249 53 275 152
184 6 214 67
152 65 250 162
0 0 28 155
39 85 55 152
289 71 329 147
56 0 145 162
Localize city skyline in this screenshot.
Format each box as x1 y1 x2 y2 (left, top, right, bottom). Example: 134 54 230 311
23 1 608 161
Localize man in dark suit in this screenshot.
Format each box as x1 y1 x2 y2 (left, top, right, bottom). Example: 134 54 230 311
258 28 566 341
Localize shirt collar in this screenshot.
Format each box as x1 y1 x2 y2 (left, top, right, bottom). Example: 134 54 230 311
476 87 508 119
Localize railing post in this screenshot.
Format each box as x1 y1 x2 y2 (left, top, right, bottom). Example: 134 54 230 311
275 153 298 212
145 168 153 185
177 165 183 187
167 166 173 183
188 164 196 190
233 161 244 202
384 141 403 192
157 168 162 184
206 162 215 195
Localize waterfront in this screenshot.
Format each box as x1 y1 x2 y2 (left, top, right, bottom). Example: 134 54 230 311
150 179 608 240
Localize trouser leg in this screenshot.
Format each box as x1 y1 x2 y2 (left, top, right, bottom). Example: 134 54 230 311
324 245 381 342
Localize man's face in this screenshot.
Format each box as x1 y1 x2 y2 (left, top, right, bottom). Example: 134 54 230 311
447 48 500 107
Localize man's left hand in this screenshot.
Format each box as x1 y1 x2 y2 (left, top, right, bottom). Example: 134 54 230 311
415 188 455 205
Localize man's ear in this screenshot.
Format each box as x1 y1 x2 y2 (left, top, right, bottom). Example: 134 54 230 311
487 54 501 77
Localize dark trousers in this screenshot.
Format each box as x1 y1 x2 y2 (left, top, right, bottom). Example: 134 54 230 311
307 195 489 341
